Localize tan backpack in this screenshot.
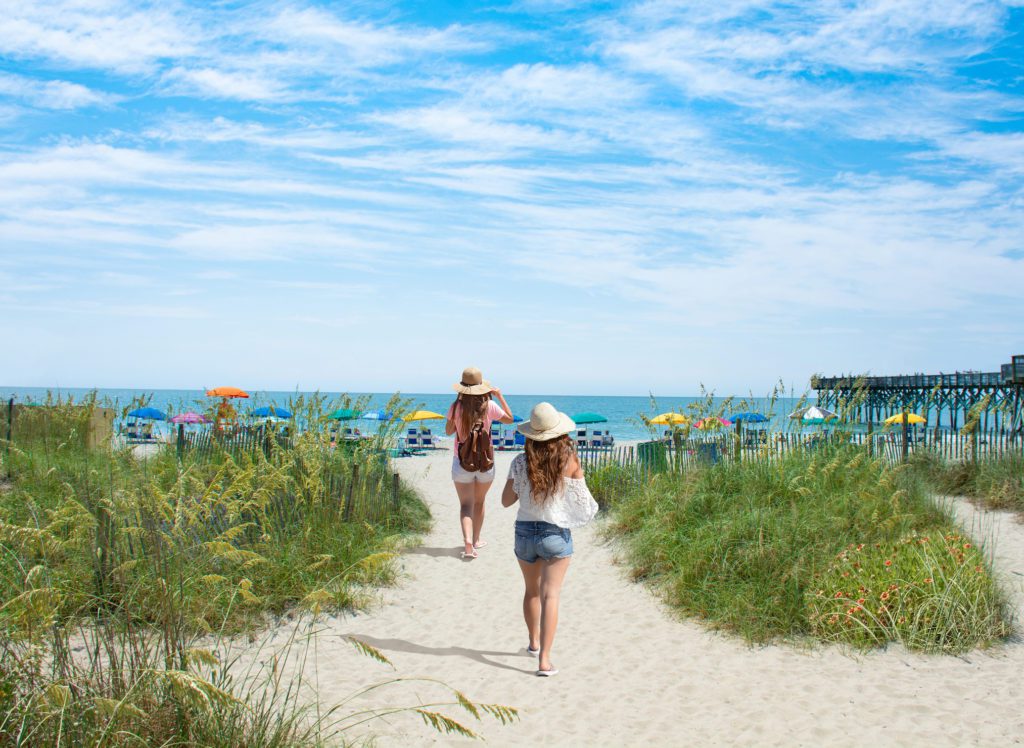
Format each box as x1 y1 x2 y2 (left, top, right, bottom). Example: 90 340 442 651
458 413 495 472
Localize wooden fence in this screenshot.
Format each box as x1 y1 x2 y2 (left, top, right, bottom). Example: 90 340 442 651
577 429 1024 480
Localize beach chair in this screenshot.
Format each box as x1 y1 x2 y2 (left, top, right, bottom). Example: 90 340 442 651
502 432 515 450
514 432 526 449
420 432 436 449
576 429 588 449
602 432 615 448
589 430 604 448
491 425 503 449
405 434 421 450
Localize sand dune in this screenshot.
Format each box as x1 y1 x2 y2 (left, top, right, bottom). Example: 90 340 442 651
255 447 1024 746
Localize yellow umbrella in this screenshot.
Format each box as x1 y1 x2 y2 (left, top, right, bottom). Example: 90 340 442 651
883 413 926 425
402 410 447 422
649 412 689 425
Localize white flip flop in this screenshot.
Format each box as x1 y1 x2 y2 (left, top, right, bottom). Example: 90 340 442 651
536 668 558 677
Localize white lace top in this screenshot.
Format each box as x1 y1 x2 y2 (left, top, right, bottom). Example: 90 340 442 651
507 453 599 529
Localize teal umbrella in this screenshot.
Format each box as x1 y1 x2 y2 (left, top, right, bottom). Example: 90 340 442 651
327 408 359 420
572 412 607 425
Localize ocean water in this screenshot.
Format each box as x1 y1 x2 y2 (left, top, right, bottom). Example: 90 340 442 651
0 386 810 441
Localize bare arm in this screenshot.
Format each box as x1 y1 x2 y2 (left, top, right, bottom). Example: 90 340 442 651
501 478 518 507
568 455 584 479
445 400 457 436
491 387 514 425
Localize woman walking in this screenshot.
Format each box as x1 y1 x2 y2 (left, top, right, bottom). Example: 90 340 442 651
446 366 514 559
502 403 598 676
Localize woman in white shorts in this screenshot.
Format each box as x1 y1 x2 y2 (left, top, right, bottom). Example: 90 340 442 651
445 366 514 559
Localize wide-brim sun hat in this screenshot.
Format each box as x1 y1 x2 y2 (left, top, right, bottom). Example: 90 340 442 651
453 366 494 395
518 402 576 442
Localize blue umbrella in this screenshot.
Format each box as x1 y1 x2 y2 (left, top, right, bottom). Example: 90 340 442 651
127 406 167 421
251 406 292 419
730 412 768 423
360 409 394 421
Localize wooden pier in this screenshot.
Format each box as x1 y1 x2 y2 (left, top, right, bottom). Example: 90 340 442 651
812 354 1024 434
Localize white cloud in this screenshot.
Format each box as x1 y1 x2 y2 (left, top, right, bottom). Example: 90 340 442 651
0 71 117 109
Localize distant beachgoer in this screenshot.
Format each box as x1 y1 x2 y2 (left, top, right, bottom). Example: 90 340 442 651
502 403 599 677
446 367 514 559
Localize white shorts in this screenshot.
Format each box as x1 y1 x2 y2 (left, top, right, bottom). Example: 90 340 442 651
452 454 495 484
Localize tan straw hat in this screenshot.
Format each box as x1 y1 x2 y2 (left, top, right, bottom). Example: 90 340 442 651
453 366 494 395
517 402 576 442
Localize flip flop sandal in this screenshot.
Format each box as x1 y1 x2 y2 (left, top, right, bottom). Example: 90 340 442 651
473 540 488 549
460 550 478 560
527 645 540 656
536 668 558 677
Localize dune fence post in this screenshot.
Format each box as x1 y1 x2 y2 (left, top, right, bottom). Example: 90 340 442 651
391 472 400 517
867 419 873 458
343 463 359 522
901 412 909 463
4 397 12 478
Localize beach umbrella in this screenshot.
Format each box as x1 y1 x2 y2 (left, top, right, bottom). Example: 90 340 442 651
402 410 446 422
327 408 359 420
730 412 768 424
789 406 838 424
572 412 608 425
648 412 689 425
695 417 732 430
251 406 292 419
170 411 208 424
206 386 249 399
127 406 167 421
360 409 394 421
884 412 926 425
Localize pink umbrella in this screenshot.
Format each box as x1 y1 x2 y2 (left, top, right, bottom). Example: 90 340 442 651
170 411 209 424
695 417 732 429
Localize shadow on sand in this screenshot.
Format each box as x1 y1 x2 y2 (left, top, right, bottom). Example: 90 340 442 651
402 546 464 558
348 634 536 675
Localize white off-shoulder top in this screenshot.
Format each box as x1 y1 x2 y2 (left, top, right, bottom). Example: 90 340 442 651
507 453 599 529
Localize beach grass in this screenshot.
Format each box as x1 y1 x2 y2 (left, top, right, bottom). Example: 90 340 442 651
0 395 515 745
596 443 1011 651
908 450 1024 516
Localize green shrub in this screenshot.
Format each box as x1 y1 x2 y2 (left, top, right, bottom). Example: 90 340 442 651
605 445 1011 650
909 450 1024 515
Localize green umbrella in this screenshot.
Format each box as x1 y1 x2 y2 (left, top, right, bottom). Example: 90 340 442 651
572 412 607 425
327 408 359 420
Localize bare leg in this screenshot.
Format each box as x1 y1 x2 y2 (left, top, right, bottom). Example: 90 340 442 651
471 480 492 547
517 559 542 652
538 556 572 672
454 481 476 556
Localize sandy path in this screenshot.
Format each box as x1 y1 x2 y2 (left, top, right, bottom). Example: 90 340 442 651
265 448 1024 746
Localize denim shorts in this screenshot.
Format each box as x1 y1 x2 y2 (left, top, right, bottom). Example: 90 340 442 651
514 521 573 563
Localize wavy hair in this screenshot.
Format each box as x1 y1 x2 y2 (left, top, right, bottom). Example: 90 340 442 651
524 434 576 504
455 393 491 437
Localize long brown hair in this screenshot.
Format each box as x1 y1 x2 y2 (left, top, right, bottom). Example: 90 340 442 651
455 393 491 437
524 435 576 504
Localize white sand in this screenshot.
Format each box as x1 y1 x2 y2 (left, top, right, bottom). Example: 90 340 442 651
254 447 1024 746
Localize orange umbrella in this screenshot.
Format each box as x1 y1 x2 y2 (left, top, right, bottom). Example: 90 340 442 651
206 386 249 398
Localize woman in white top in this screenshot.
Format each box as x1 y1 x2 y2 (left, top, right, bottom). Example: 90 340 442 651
502 402 598 676
446 366 514 559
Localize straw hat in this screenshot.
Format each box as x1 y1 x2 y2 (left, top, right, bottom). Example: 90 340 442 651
453 366 494 395
518 402 576 442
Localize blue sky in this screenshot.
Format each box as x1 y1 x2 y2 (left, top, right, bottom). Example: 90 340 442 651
1 0 1022 396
